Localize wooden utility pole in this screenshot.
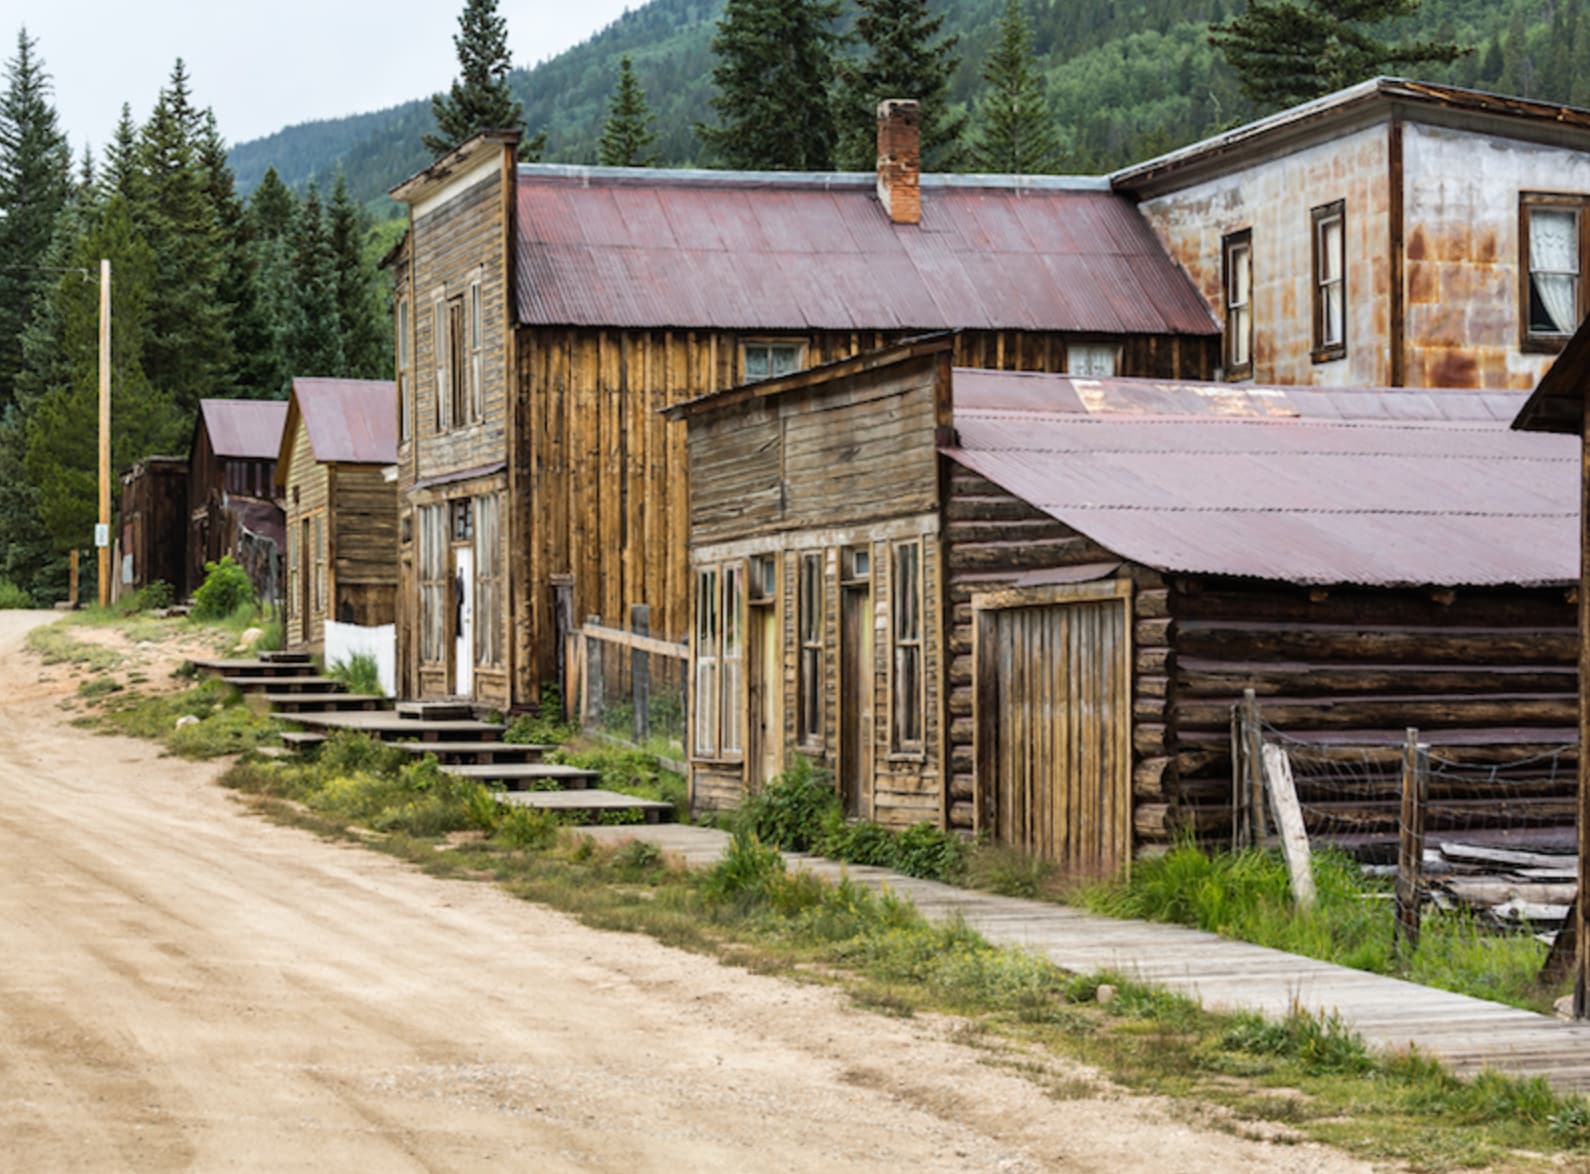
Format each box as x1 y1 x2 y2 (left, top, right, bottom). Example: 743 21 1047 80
96 259 111 608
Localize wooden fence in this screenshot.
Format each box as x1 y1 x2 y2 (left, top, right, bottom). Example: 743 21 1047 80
565 605 689 772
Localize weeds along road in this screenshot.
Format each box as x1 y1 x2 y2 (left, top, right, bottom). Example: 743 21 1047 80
0 610 1367 1173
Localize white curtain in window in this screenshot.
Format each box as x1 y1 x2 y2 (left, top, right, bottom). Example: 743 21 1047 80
1531 209 1578 334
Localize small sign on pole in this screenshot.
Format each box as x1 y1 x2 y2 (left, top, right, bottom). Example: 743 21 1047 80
94 523 109 548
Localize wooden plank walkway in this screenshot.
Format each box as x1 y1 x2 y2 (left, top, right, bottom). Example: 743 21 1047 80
586 824 1590 1090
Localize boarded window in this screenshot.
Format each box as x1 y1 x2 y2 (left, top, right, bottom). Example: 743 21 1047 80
397 298 411 443
892 541 923 750
695 568 719 756
1222 229 1252 378
469 278 484 421
419 505 447 663
798 552 823 745
743 342 803 382
1524 198 1584 340
1312 201 1346 361
721 564 743 756
448 296 468 427
1066 343 1117 376
473 493 502 667
432 294 448 432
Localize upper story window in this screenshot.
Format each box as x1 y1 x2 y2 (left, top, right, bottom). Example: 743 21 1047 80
1066 343 1118 377
396 297 411 444
797 551 824 746
891 540 923 752
1222 229 1253 380
1523 194 1588 349
743 342 803 382
469 277 484 420
431 278 483 433
1312 201 1346 363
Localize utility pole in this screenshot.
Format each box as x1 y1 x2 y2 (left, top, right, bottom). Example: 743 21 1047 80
97 259 110 608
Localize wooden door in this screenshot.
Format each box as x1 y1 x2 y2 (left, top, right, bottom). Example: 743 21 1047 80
840 583 874 818
747 604 780 788
299 519 311 645
452 546 474 698
976 586 1132 878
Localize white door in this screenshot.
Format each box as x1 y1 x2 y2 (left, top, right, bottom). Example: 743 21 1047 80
453 546 474 698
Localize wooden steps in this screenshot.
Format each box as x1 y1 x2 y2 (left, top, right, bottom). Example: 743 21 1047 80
497 789 671 822
443 763 602 790
222 675 346 694
396 700 475 722
285 711 505 741
392 741 551 764
186 656 323 680
263 692 390 714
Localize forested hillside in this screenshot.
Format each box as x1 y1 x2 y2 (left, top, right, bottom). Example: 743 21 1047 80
231 0 1581 210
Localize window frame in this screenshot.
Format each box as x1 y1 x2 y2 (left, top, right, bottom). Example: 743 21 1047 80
418 504 448 665
720 564 744 758
1064 341 1120 377
313 513 326 617
1221 228 1253 380
694 567 721 758
431 292 448 433
741 340 805 383
469 277 484 422
1311 200 1347 364
890 540 924 755
472 493 502 668
1520 193 1590 353
797 551 824 748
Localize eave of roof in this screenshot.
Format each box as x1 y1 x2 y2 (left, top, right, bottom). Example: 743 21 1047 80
1513 318 1590 435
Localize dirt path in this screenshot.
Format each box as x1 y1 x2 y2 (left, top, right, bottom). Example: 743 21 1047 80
0 611 1368 1173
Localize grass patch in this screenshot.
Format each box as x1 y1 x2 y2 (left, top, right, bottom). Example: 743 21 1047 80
26 621 124 671
547 742 687 821
327 652 384 697
82 676 283 758
502 689 578 746
1077 841 1564 1013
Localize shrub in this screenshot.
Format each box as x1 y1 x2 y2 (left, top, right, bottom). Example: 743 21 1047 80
0 579 31 608
503 690 577 745
739 754 839 851
496 804 559 850
191 556 254 620
328 652 383 697
701 827 786 907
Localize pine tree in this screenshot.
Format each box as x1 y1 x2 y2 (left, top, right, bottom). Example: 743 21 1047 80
969 0 1062 174
598 56 659 167
244 167 298 398
100 103 141 204
425 0 546 160
697 0 843 170
327 172 387 378
0 28 71 415
1570 0 1590 107
835 0 965 171
1498 4 1532 98
197 110 264 398
289 182 344 378
1210 0 1468 110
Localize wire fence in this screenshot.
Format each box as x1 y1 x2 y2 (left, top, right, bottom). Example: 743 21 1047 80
568 612 688 771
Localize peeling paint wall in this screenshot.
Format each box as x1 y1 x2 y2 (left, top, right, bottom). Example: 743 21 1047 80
1402 123 1590 391
1137 123 1393 387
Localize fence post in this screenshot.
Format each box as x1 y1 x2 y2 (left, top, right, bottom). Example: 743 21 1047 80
1395 727 1428 954
68 549 80 608
1243 688 1268 845
631 603 650 745
551 575 574 720
1231 702 1247 850
585 614 603 729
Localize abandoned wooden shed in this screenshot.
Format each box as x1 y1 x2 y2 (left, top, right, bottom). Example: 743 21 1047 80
188 398 287 599
117 456 188 598
386 102 1222 712
675 336 1581 875
274 378 399 652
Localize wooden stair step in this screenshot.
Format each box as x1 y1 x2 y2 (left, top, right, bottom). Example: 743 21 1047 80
496 788 673 824
393 741 550 763
285 712 506 742
443 763 601 790
396 700 475 722
265 692 390 713
186 657 323 679
280 731 327 752
222 675 346 694
260 651 313 664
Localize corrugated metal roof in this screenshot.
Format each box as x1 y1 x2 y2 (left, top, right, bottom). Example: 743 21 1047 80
943 380 1578 587
515 171 1219 337
198 399 288 460
292 378 397 465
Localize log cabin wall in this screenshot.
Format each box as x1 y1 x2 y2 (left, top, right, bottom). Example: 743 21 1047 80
683 347 950 824
514 326 1218 708
282 417 329 651
330 464 398 627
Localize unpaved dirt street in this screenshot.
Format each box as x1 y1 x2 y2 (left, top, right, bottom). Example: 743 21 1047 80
0 611 1369 1172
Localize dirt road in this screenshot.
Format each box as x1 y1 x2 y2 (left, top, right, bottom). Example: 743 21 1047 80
0 611 1366 1172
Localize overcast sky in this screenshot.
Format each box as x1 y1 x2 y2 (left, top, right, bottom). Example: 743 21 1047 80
4 1 638 156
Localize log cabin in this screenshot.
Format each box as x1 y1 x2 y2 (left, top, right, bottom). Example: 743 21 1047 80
672 335 1581 874
1113 78 1590 390
274 378 398 653
385 100 1223 710
188 398 287 601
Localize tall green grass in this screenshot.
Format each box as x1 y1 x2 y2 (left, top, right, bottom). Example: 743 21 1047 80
328 652 384 697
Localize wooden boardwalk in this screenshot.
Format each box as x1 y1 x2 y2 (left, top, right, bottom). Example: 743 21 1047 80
587 824 1590 1091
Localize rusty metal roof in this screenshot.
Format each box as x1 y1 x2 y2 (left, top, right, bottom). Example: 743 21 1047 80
943 372 1578 588
290 378 397 465
197 398 288 460
514 169 1218 337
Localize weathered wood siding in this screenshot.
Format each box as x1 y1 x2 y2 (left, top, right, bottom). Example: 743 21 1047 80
330 464 398 626
119 458 188 596
282 417 329 650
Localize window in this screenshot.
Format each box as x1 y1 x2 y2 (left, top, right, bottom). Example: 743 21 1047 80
1066 343 1118 377
419 505 447 663
749 554 777 603
1523 195 1589 347
397 298 411 443
1312 201 1346 362
431 294 447 432
742 342 803 382
892 541 923 751
448 295 468 427
694 568 719 756
798 552 823 745
287 525 298 623
721 565 743 756
450 498 473 542
1222 229 1253 379
473 494 502 667
313 514 326 616
469 278 484 421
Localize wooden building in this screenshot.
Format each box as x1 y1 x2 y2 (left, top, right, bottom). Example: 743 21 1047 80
117 456 188 598
274 378 399 652
676 336 1581 874
387 103 1221 710
1113 78 1590 390
188 398 287 599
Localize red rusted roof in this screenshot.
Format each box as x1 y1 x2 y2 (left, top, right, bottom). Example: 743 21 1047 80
291 378 397 465
197 398 288 460
515 169 1219 337
943 371 1577 588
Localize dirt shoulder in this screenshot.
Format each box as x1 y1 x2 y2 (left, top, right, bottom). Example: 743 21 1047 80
0 611 1368 1172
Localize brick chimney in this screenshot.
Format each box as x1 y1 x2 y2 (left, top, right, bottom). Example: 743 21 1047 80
876 99 921 226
